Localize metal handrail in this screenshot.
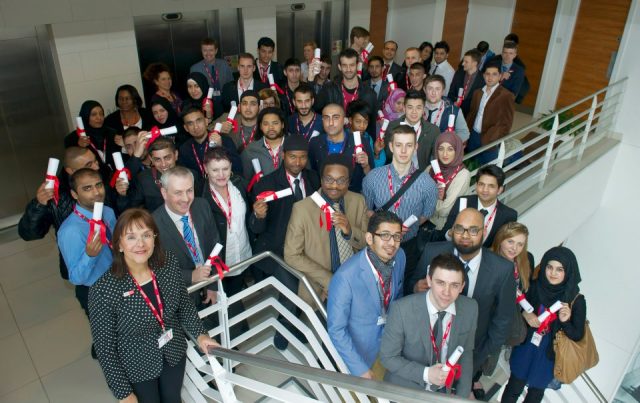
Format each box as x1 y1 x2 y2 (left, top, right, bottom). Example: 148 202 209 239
208 346 472 402
186 250 327 318
580 373 608 403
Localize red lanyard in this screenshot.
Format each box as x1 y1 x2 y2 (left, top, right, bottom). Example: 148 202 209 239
284 89 295 114
296 113 317 139
341 83 359 111
264 139 282 169
88 138 107 163
209 184 232 228
73 205 111 232
131 271 165 331
462 74 473 98
513 261 520 281
286 173 304 194
442 165 463 189
373 267 391 311
430 315 453 362
483 207 497 236
241 126 257 150
151 168 163 190
430 102 445 125
259 63 269 83
203 62 219 88
191 142 209 176
405 74 411 90
387 166 414 212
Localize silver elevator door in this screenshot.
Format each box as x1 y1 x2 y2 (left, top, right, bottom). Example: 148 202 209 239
134 10 245 106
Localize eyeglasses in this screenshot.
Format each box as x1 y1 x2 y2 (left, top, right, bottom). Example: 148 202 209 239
321 176 349 186
374 232 403 242
452 224 482 237
184 117 206 128
123 232 156 244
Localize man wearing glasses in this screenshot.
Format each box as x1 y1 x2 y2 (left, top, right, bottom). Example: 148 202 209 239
362 124 438 294
284 154 369 308
327 210 405 381
411 208 515 399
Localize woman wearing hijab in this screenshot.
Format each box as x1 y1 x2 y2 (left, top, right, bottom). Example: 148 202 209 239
182 72 216 124
64 100 119 172
428 131 470 229
150 97 190 148
381 88 406 122
501 246 587 403
104 84 154 135
143 62 183 115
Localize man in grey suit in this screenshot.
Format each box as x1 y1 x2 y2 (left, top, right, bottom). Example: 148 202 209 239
152 166 220 305
190 38 234 119
411 208 515 399
380 253 477 397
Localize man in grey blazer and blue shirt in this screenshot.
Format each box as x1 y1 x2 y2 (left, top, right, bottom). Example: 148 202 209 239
380 253 477 397
190 38 234 119
411 208 515 399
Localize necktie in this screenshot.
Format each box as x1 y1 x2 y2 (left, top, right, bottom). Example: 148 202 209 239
432 311 447 364
431 64 439 76
427 109 435 123
210 65 217 86
479 209 489 217
293 178 303 201
333 203 354 265
462 262 470 296
383 64 390 77
181 215 202 264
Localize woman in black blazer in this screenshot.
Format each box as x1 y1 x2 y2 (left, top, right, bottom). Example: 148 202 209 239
89 208 217 403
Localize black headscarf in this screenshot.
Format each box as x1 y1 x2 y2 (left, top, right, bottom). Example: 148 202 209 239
150 97 179 128
79 100 109 138
185 72 210 104
531 246 581 308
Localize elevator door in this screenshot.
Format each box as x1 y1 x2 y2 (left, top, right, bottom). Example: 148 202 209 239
134 10 244 106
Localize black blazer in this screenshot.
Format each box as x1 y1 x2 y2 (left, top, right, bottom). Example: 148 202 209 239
441 195 518 248
88 251 206 400
412 242 516 371
447 68 486 118
104 108 154 134
221 80 269 112
118 167 203 213
152 197 220 287
363 79 390 109
387 61 402 81
201 175 253 260
253 60 285 86
248 166 320 275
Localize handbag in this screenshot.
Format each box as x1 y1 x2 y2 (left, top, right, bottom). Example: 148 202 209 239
552 294 599 384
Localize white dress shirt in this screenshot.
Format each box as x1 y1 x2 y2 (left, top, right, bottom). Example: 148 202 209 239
429 60 455 94
286 172 306 198
237 79 255 100
423 290 457 388
478 200 497 240
473 85 498 133
454 248 483 298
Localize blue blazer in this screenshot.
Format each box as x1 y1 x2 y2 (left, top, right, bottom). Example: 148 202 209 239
327 248 406 375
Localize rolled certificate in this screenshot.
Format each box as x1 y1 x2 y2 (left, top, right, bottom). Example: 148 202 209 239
209 123 223 147
310 191 335 214
459 197 467 211
447 114 455 130
378 119 389 140
76 117 86 137
537 300 563 322
45 158 59 189
443 346 464 372
112 152 129 183
387 73 397 91
365 42 374 53
252 158 262 174
204 243 224 266
357 61 363 77
206 88 214 100
145 126 178 138
403 215 418 228
227 105 238 121
431 159 443 176
310 130 320 140
268 74 275 86
314 48 321 59
259 99 264 109
516 290 535 313
93 201 104 221
353 131 362 149
258 188 293 202
458 88 463 97
387 73 395 83
230 101 237 108
377 110 385 120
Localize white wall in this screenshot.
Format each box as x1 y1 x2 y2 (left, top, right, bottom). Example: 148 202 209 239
386 0 445 63
243 6 277 59
349 0 372 30
461 0 515 55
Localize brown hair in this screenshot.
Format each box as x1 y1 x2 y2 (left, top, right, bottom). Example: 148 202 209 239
201 37 219 48
143 62 172 84
110 208 166 278
303 41 317 49
258 88 282 108
350 26 369 44
491 222 531 291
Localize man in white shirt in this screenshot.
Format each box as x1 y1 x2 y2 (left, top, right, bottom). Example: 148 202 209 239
424 75 470 142
221 52 268 112
380 253 477 397
429 41 455 94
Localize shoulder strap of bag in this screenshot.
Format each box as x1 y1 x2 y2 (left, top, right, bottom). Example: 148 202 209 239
377 169 423 212
569 293 582 308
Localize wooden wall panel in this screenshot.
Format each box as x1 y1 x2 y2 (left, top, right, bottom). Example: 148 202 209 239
556 0 631 108
511 0 557 109
442 0 469 64
369 0 388 56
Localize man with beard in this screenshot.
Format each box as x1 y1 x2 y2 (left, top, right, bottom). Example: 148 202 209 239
288 84 322 138
429 41 455 94
364 56 390 107
398 47 422 92
278 58 302 117
219 90 260 152
411 208 515 400
240 107 286 180
190 37 234 119
382 40 402 79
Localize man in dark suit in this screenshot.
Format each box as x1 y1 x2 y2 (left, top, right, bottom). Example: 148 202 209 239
382 40 403 80
441 164 517 248
466 62 515 165
249 134 320 349
253 37 285 85
491 41 525 99
221 52 268 112
381 253 477 397
314 48 378 137
397 47 421 91
412 208 515 399
152 166 220 305
364 56 390 108
448 49 486 118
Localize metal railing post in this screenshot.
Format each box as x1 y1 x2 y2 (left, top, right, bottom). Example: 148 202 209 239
496 141 506 168
216 278 232 373
578 94 599 162
538 114 559 190
207 354 241 403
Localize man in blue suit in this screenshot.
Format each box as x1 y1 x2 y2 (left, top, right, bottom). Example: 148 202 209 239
327 210 406 380
492 41 525 99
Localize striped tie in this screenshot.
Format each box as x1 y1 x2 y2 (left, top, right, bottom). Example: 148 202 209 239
181 215 202 264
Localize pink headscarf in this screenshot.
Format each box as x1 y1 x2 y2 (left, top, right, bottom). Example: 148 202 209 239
382 88 406 121
431 131 465 189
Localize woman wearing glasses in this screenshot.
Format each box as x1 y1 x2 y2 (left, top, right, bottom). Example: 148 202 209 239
89 208 218 403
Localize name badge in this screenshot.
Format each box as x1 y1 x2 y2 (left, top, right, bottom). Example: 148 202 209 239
377 315 386 326
530 332 542 347
212 90 221 97
158 328 173 348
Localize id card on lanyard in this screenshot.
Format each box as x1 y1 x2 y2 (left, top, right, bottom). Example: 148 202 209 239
365 252 391 326
131 272 173 348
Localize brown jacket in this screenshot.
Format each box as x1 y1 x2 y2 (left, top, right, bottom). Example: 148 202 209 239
284 191 369 306
466 85 515 145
